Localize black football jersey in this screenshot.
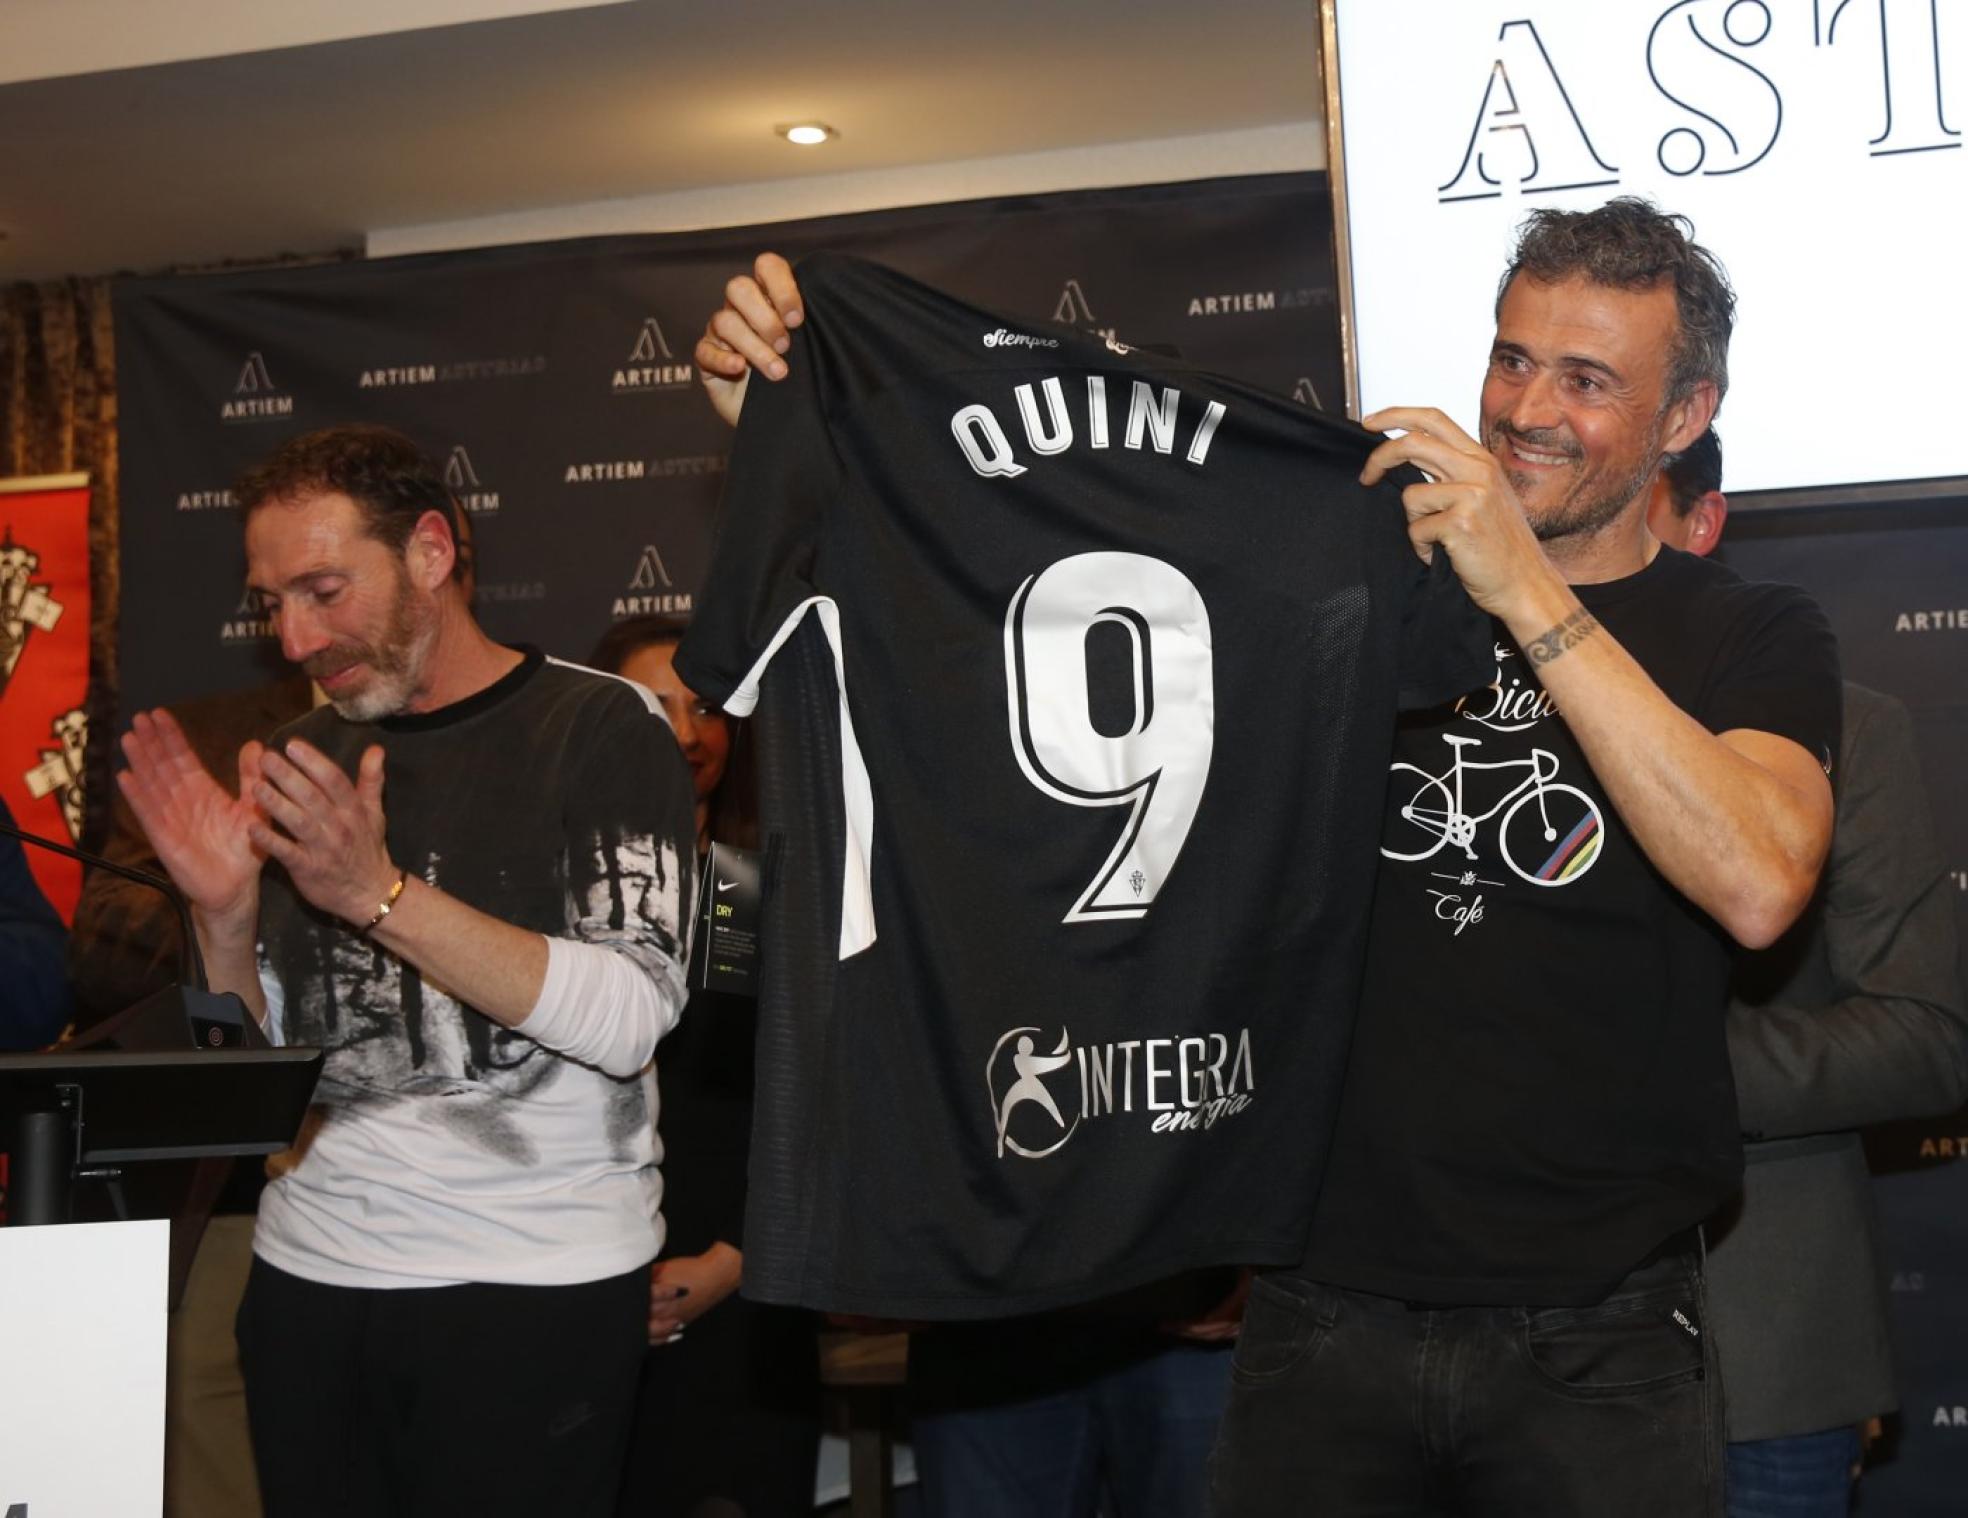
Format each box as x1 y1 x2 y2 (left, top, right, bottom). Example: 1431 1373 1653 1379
676 253 1490 1318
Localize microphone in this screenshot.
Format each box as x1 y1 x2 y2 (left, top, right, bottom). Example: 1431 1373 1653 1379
0 817 264 1050
0 815 207 990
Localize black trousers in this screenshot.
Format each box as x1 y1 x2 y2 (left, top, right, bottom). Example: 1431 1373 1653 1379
236 1255 649 1518
1209 1249 1724 1518
615 1292 821 1517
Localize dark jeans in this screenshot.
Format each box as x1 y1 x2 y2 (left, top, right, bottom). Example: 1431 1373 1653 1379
1209 1251 1723 1517
236 1256 649 1518
910 1322 1233 1518
1725 1427 1862 1517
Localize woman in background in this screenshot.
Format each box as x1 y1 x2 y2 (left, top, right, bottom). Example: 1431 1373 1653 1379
593 614 821 1518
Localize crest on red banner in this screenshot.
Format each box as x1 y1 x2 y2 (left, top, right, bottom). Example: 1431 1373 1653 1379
0 475 91 920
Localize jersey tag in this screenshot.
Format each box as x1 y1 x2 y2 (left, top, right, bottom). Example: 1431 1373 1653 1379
699 841 763 996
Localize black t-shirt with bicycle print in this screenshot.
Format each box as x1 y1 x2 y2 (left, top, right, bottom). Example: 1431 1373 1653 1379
1303 544 1841 1307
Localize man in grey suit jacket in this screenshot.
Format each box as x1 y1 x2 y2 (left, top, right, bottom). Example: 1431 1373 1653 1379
1648 431 1968 1516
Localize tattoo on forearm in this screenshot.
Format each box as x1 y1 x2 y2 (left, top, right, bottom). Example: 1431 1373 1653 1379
1523 607 1601 667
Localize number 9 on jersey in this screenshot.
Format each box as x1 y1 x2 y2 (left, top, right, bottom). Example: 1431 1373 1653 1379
1004 551 1215 923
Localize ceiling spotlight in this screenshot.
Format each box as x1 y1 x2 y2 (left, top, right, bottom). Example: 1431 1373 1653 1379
778 123 837 146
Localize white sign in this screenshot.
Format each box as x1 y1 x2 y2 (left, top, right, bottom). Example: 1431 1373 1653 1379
1324 0 1968 493
0 1220 167 1516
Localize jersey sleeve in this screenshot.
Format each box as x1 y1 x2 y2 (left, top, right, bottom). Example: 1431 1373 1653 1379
1396 528 1494 712
674 307 844 719
1700 584 1842 770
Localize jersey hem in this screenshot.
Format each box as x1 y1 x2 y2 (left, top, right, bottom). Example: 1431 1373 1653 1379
746 1237 1306 1321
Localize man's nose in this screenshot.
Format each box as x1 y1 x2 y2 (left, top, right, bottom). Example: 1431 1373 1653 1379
1503 370 1565 435
279 601 329 665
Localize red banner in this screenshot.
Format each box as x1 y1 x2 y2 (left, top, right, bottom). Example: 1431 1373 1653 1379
1 475 91 921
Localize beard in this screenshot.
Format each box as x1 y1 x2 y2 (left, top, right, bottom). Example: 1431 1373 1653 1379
303 566 439 721
1486 415 1666 546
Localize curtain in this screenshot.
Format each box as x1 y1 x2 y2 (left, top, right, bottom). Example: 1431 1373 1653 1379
1 278 119 850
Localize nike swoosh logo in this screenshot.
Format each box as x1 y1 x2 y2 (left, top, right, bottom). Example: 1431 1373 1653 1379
716 880 737 892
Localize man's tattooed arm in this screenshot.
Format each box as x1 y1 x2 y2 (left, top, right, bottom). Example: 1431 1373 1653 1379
1523 607 1601 667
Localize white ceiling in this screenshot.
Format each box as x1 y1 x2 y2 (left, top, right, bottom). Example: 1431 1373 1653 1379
0 0 1326 280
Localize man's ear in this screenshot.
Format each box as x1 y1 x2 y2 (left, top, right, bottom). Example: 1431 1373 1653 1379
1681 491 1730 559
405 507 458 590
1661 381 1719 458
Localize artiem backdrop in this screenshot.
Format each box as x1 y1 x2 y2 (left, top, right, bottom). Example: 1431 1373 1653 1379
112 170 1967 1514
113 173 1343 717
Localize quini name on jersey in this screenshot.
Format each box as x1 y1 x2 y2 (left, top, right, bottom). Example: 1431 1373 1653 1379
952 376 1228 480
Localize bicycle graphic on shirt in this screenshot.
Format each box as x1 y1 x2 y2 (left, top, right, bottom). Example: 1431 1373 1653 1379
1381 734 1605 888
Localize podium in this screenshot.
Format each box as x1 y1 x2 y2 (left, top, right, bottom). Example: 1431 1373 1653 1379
0 1218 172 1513
0 1044 320 1512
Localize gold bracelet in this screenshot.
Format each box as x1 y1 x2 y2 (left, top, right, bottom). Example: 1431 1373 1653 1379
357 869 408 937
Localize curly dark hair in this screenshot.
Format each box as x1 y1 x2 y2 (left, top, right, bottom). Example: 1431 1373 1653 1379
1498 197 1736 409
1661 427 1724 517
234 424 465 582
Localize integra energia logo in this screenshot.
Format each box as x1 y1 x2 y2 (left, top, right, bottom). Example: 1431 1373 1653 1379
987 1023 1257 1159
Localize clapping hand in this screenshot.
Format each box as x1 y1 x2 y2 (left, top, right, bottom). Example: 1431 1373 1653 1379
245 740 399 928
118 709 268 936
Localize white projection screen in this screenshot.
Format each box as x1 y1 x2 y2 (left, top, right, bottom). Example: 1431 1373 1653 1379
1320 0 1967 499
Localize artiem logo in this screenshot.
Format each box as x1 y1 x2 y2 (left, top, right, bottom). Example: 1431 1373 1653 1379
222 352 294 423
358 355 546 388
1292 377 1325 409
986 1023 1257 1160
1053 279 1117 344
476 580 547 605
1935 1405 1968 1429
1186 286 1325 318
359 363 437 389
175 488 235 512
1917 1131 1968 1160
611 545 694 619
648 455 726 479
564 455 727 483
1439 8 1959 204
1894 606 1968 632
566 459 647 483
220 586 276 645
612 318 693 394
1054 279 1096 325
442 447 499 516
